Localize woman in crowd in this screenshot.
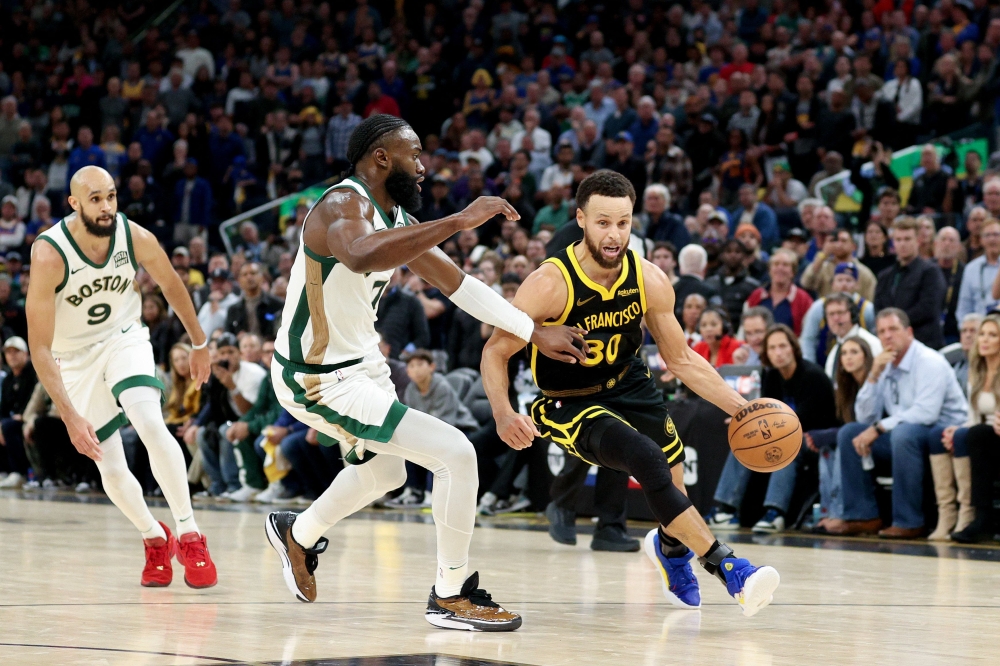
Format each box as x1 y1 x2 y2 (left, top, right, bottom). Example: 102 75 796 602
680 293 707 347
164 343 201 452
811 337 874 533
693 307 742 367
861 221 894 275
142 294 176 367
916 215 936 260
939 314 1000 542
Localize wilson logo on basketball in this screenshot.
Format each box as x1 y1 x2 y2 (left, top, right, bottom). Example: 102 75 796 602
764 447 784 463
734 402 781 422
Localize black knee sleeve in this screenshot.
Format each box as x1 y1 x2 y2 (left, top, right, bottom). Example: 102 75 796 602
587 419 693 526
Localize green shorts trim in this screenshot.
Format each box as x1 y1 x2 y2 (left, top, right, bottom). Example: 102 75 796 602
111 375 166 404
279 367 407 444
273 350 364 375
95 413 129 442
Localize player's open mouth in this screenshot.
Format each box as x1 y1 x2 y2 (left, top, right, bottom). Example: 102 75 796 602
601 246 621 258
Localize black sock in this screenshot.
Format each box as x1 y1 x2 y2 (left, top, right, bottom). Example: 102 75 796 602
716 502 738 514
657 526 690 558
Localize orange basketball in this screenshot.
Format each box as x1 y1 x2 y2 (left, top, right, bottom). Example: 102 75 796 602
728 398 802 472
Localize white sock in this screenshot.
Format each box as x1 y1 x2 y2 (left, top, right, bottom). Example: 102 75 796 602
140 522 167 542
121 388 198 536
291 455 407 548
435 561 468 598
175 514 199 536
95 431 160 538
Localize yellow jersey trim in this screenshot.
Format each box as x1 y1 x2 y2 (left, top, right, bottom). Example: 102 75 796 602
633 249 648 314
566 242 631 301
541 257 575 326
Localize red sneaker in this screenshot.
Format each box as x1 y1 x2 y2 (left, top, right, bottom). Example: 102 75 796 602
141 522 176 587
176 531 218 589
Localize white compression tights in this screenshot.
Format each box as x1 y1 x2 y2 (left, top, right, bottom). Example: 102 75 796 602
94 386 199 539
291 408 478 597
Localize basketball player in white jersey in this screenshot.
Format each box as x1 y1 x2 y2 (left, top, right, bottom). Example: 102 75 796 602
264 115 586 631
26 166 218 589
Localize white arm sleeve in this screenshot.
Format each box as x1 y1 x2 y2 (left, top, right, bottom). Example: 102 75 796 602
448 274 535 343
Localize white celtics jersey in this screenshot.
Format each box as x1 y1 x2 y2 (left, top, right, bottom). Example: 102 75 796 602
274 177 409 369
37 212 142 354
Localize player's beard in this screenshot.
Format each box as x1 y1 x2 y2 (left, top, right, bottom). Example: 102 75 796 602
80 208 116 237
584 230 624 269
384 165 423 212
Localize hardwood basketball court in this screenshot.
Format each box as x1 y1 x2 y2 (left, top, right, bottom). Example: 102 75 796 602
1 493 997 665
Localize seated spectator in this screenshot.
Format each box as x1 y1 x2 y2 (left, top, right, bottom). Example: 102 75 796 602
225 262 283 339
950 314 1000 543
928 315 1000 541
195 334 268 499
532 185 572 234
861 220 895 276
812 336 876 533
734 223 769 281
952 314 983 392
705 239 760 327
173 158 213 245
164 343 201 461
638 184 690 249
801 227 877 300
907 145 949 214
672 244 720 320
745 249 814 336
831 308 968 538
958 217 1000 322
692 307 742 367
936 227 966 344
704 324 836 532
648 241 678 284
730 183 779 251
21 381 96 490
679 293 707 347
388 350 479 507
732 307 774 365
376 268 431 359
0 196 26 253
0 337 37 489
800 267 879 371
874 217 946 349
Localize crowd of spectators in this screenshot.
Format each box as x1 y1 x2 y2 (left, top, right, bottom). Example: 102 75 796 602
1 0 1000 540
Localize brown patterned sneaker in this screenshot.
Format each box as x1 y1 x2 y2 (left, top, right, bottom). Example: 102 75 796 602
265 511 328 602
425 571 522 632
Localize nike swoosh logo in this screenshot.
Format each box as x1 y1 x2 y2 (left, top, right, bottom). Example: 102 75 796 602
121 325 132 334
71 267 85 274
576 295 596 307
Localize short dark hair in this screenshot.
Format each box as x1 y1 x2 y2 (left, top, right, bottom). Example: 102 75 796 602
403 348 435 364
760 324 802 368
651 240 677 258
741 306 774 328
878 187 901 204
721 238 751 255
576 169 636 210
346 114 412 168
876 307 911 328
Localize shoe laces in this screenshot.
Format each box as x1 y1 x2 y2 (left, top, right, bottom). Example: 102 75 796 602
181 535 208 564
144 539 171 570
664 552 697 589
466 585 499 608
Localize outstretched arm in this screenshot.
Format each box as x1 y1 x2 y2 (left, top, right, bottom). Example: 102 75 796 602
482 264 573 449
26 241 103 461
641 258 746 416
407 240 586 364
129 220 210 388
320 190 519 274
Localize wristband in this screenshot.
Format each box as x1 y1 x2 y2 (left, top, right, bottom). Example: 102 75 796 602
191 338 209 350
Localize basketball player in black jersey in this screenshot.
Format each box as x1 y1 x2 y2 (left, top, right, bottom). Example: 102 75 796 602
482 171 781 617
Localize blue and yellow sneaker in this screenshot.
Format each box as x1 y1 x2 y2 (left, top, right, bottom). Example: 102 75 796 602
643 529 701 609
719 558 780 617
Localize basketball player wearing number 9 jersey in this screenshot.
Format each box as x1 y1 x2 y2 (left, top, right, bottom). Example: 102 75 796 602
26 166 217 589
482 171 782 617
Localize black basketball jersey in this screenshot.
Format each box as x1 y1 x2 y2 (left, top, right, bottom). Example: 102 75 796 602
530 243 648 397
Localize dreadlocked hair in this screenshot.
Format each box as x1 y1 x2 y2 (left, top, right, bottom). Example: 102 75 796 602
344 114 412 176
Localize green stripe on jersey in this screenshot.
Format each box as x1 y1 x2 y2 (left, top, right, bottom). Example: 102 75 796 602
121 213 138 270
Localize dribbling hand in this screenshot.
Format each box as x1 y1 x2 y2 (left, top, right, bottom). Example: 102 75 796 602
190 346 211 389
496 412 540 450
65 412 102 461
459 196 520 229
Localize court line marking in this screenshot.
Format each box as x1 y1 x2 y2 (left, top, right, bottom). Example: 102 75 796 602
0 642 243 663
